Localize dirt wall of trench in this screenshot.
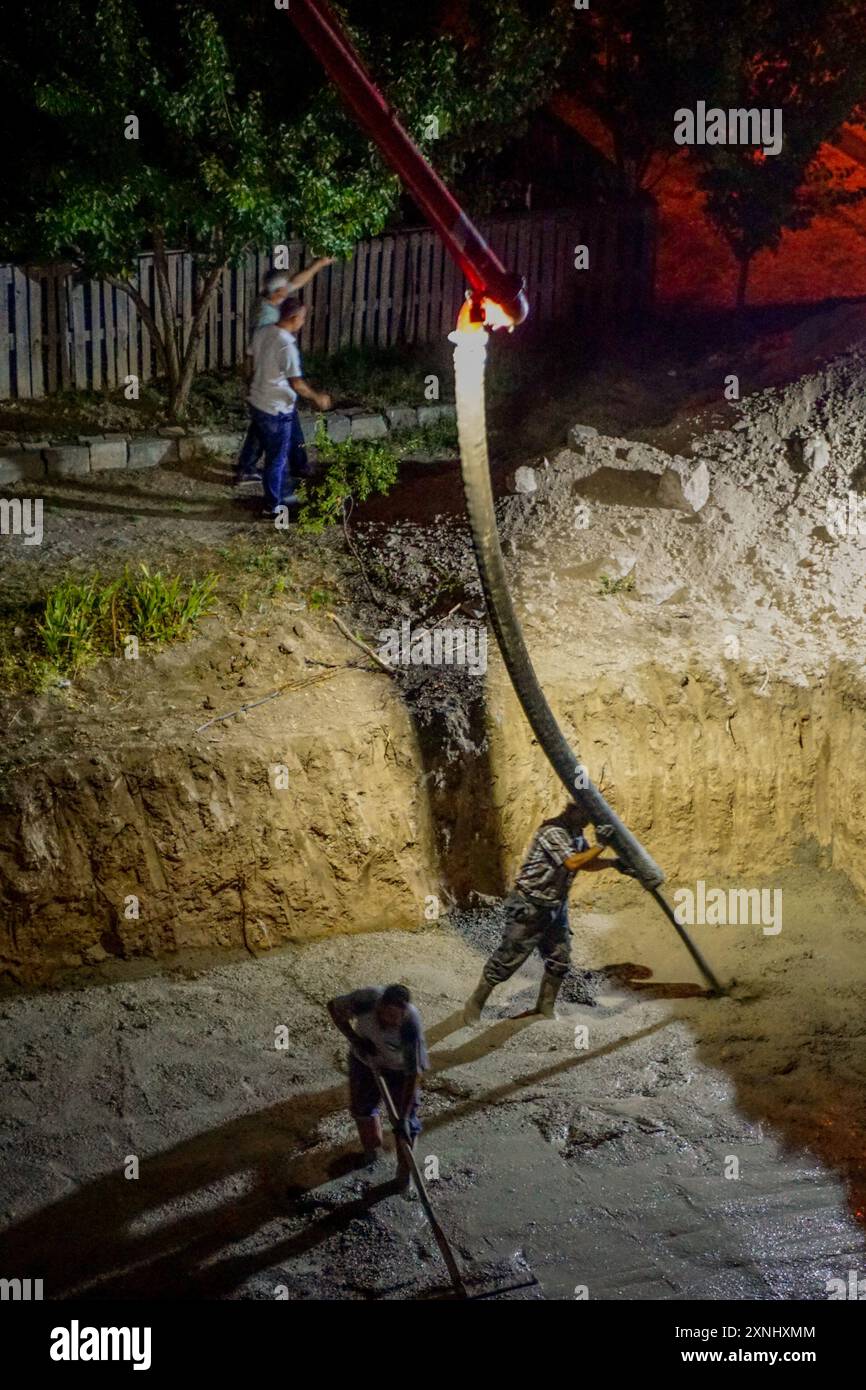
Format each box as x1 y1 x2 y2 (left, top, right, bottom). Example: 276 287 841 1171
483 657 866 896
0 677 439 984
0 655 863 984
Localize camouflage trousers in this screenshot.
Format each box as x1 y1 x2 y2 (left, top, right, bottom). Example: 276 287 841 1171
482 890 571 984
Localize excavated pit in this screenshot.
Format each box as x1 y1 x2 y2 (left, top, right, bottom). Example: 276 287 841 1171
1 322 865 1298
0 646 864 1300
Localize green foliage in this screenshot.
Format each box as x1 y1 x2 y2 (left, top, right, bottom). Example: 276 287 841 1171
306 586 338 612
597 572 636 596
0 1 571 272
298 422 401 533
296 415 458 534
36 565 218 673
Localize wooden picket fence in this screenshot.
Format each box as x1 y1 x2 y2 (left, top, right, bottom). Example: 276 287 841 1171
0 203 655 400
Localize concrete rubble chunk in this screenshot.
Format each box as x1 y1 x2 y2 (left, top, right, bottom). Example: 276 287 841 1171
326 413 351 443
44 444 91 478
0 450 46 484
386 407 418 431
200 431 244 457
569 424 599 447
801 433 830 471
418 403 456 426
89 439 128 471
657 458 711 513
127 438 178 470
512 465 538 494
350 413 388 440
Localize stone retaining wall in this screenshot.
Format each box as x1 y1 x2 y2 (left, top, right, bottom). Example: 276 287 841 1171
0 404 456 486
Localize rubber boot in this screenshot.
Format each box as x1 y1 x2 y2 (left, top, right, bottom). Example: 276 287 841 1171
356 1115 384 1169
463 975 494 1024
535 972 563 1019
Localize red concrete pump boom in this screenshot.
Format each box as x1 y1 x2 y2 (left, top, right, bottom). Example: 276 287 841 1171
286 0 529 328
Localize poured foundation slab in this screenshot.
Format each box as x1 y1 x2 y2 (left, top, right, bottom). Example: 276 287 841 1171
0 863 863 1300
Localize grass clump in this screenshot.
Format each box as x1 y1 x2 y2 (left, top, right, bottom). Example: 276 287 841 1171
36 564 218 674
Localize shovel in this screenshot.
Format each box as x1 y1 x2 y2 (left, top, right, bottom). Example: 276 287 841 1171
371 1064 539 1301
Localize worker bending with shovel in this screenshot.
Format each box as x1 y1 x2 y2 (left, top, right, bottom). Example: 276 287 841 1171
464 802 634 1023
327 984 428 1186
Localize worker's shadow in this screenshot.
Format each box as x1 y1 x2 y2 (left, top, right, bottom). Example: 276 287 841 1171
0 1020 658 1300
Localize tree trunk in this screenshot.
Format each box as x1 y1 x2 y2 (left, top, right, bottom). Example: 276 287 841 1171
152 228 182 398
110 256 225 421
171 264 225 421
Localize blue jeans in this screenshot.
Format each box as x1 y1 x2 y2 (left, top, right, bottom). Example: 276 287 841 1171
237 408 310 502
237 406 299 510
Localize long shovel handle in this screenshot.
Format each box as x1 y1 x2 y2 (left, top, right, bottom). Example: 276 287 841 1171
371 1066 469 1299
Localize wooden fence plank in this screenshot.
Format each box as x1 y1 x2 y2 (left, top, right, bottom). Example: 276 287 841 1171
103 278 117 388
307 252 323 354
339 250 357 350
376 236 393 349
352 242 368 347
43 270 60 394
137 257 152 382
27 273 44 398
389 237 406 345
114 282 129 384
0 266 11 399
405 233 421 345
71 279 87 390
364 238 382 346
13 268 32 398
89 279 102 392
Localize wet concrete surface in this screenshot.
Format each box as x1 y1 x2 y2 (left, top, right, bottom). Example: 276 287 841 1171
0 866 864 1300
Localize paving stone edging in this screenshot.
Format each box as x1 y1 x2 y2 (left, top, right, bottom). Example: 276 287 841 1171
0 403 456 487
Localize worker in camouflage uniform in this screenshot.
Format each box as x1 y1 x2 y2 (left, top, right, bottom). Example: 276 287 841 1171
464 802 634 1022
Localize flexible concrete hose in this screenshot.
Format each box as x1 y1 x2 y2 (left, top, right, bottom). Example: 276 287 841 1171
451 326 664 888
451 326 725 995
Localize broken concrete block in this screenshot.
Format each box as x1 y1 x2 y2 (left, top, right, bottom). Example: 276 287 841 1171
657 459 711 513
177 436 202 462
569 423 599 447
0 450 46 485
511 465 538 495
127 437 178 469
418 404 456 426
201 431 244 457
801 434 830 471
350 413 388 440
44 445 90 478
326 413 351 444
386 406 418 431
89 439 128 472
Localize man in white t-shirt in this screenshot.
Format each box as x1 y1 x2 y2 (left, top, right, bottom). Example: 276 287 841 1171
240 298 332 515
235 258 334 487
